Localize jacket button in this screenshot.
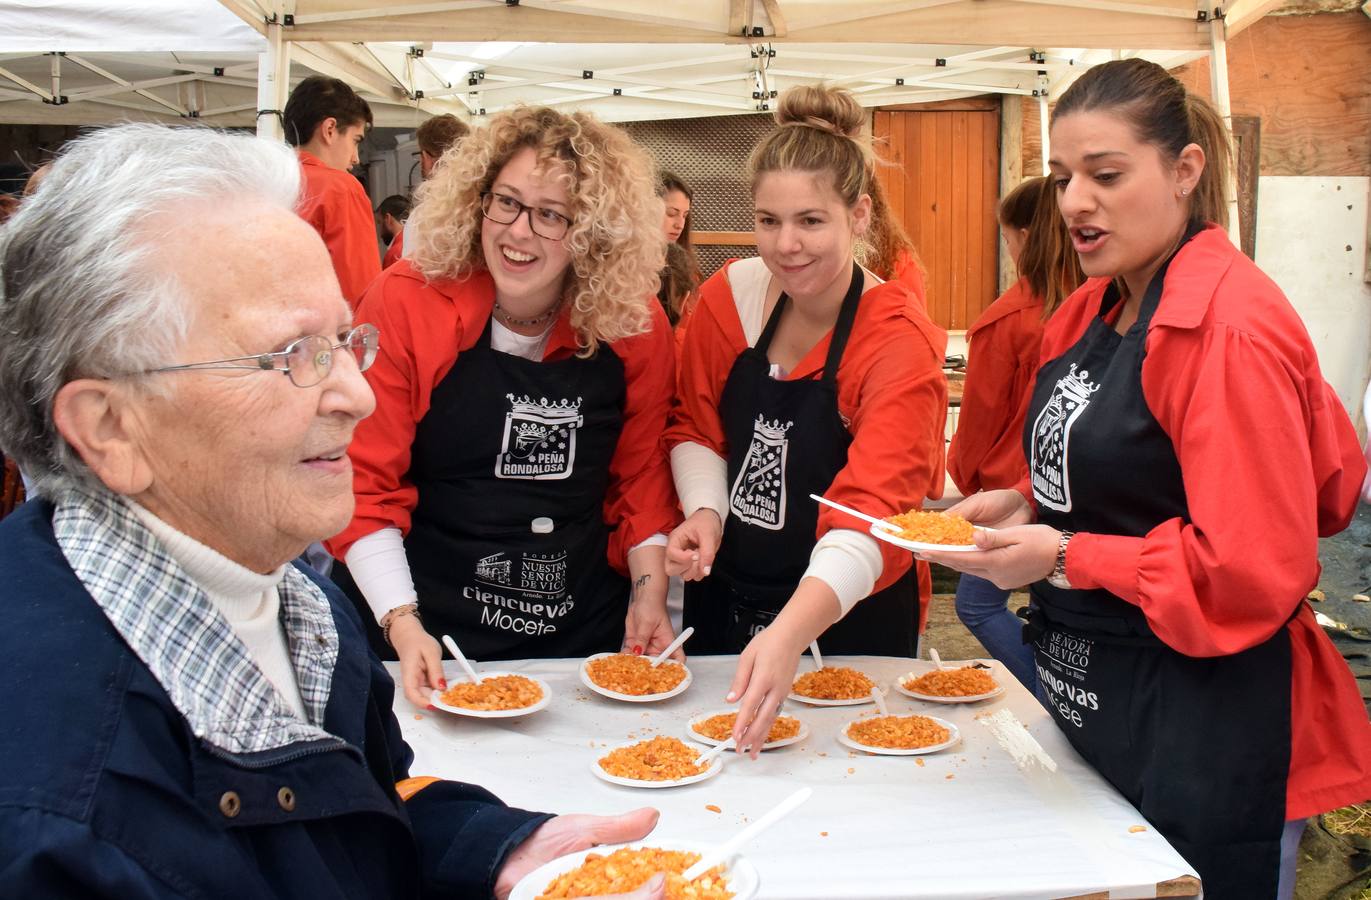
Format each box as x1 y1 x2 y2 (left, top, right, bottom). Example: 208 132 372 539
277 786 296 812
219 791 241 818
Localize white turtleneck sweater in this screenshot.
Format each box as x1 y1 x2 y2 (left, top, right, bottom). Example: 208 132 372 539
131 504 308 720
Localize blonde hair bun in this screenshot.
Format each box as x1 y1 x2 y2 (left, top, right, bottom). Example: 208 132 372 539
775 84 864 138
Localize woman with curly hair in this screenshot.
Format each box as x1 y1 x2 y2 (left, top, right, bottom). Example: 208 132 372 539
665 85 948 754
328 106 681 707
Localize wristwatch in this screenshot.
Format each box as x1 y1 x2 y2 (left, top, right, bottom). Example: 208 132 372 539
1046 531 1075 589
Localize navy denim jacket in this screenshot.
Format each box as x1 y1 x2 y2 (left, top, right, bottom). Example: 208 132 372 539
0 501 551 898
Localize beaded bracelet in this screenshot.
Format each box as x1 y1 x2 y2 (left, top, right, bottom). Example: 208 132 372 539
381 603 420 647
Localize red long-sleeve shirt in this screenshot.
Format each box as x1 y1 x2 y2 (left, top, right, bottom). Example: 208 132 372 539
948 277 1044 495
667 266 948 596
382 231 404 269
328 261 681 575
1043 226 1370 818
296 150 381 309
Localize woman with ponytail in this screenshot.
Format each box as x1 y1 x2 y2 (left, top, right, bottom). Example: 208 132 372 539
923 58 1370 898
946 175 1083 689
665 85 947 754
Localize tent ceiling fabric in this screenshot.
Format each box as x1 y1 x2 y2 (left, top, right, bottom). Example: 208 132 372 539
0 0 1246 128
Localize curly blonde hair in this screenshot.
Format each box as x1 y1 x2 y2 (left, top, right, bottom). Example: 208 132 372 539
407 106 665 353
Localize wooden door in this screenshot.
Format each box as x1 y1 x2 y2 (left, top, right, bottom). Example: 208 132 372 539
874 106 1000 331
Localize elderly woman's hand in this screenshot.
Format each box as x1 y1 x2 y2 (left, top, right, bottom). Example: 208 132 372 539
388 616 445 708
918 524 1060 590
493 807 661 900
664 509 722 581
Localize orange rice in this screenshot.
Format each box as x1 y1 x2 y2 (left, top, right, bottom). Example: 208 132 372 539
883 509 975 545
792 666 874 700
902 666 999 697
438 674 542 711
692 712 801 744
536 846 732 899
586 654 687 696
847 714 950 750
598 736 706 782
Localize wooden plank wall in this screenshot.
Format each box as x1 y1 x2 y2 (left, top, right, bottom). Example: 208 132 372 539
875 106 1001 331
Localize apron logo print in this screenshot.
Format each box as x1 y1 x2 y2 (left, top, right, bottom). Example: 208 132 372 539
520 551 568 597
475 552 513 587
1029 364 1100 512
496 394 583 480
729 415 793 531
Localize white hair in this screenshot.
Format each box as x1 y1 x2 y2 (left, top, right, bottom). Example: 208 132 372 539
0 124 302 497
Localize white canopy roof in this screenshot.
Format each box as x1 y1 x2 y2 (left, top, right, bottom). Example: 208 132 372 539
0 0 1279 127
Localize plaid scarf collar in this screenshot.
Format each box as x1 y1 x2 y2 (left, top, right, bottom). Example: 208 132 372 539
53 487 340 756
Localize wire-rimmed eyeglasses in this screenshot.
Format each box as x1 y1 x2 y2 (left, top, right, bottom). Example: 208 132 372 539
139 323 379 388
480 191 573 240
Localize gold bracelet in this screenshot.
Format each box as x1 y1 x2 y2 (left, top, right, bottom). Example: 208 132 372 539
381 603 420 647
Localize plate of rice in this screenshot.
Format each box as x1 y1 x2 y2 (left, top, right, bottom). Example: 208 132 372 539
592 736 723 788
837 713 961 756
870 509 990 552
894 661 1004 704
429 672 552 719
788 666 882 706
509 839 759 900
687 709 809 751
580 652 692 703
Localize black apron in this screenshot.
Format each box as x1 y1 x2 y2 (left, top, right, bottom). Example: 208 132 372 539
684 263 918 656
399 316 630 661
1023 226 1291 898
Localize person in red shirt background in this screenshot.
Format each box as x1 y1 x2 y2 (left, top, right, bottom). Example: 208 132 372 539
327 106 680 709
376 194 410 269
666 85 947 755
946 174 1083 689
922 59 1370 898
285 76 380 309
387 114 472 268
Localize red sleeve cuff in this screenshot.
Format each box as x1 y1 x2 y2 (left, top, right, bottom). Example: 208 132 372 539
1066 532 1143 604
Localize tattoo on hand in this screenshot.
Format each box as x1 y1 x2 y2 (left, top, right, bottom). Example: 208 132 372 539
632 574 651 600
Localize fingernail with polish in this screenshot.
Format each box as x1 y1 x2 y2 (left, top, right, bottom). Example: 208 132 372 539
632 645 644 655
725 691 738 702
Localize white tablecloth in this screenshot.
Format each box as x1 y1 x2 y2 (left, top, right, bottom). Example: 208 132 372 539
393 656 1198 900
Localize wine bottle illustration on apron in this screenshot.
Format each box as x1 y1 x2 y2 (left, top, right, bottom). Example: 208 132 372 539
1029 363 1100 513
728 415 793 530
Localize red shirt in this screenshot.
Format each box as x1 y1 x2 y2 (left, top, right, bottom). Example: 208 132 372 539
1043 226 1371 818
667 266 948 597
296 150 381 309
382 231 404 269
328 261 681 575
948 277 1044 495
889 250 927 305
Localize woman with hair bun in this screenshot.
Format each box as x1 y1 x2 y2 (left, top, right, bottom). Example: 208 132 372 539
923 58 1370 898
328 106 681 708
946 174 1084 689
666 85 948 754
656 171 702 326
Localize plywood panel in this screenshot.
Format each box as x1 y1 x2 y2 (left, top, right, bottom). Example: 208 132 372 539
1168 12 1367 176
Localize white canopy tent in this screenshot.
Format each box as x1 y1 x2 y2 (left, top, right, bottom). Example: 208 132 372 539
0 0 1285 230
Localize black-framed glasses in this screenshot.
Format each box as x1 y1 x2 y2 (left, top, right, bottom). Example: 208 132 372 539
480 191 573 240
140 323 379 388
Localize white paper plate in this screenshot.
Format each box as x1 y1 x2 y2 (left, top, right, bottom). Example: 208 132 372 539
893 661 1005 704
428 672 552 719
868 521 993 553
686 709 810 751
579 652 692 703
591 739 725 788
837 714 961 756
508 839 760 900
788 675 884 707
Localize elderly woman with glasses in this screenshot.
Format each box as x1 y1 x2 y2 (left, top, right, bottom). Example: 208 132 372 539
327 107 679 708
0 124 664 900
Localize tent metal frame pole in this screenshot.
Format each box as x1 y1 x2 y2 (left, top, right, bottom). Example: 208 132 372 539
1038 94 1050 173
1209 12 1241 244
257 20 289 141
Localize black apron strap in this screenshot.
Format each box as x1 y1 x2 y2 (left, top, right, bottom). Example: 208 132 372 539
820 262 865 385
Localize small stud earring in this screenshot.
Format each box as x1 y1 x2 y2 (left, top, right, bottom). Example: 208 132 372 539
1180 188 1189 196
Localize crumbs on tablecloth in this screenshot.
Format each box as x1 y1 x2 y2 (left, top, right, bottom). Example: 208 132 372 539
820 831 829 837
816 751 827 757
846 768 854 774
705 804 721 814
1129 825 1148 833
915 758 925 767
945 774 954 780
413 714 423 720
